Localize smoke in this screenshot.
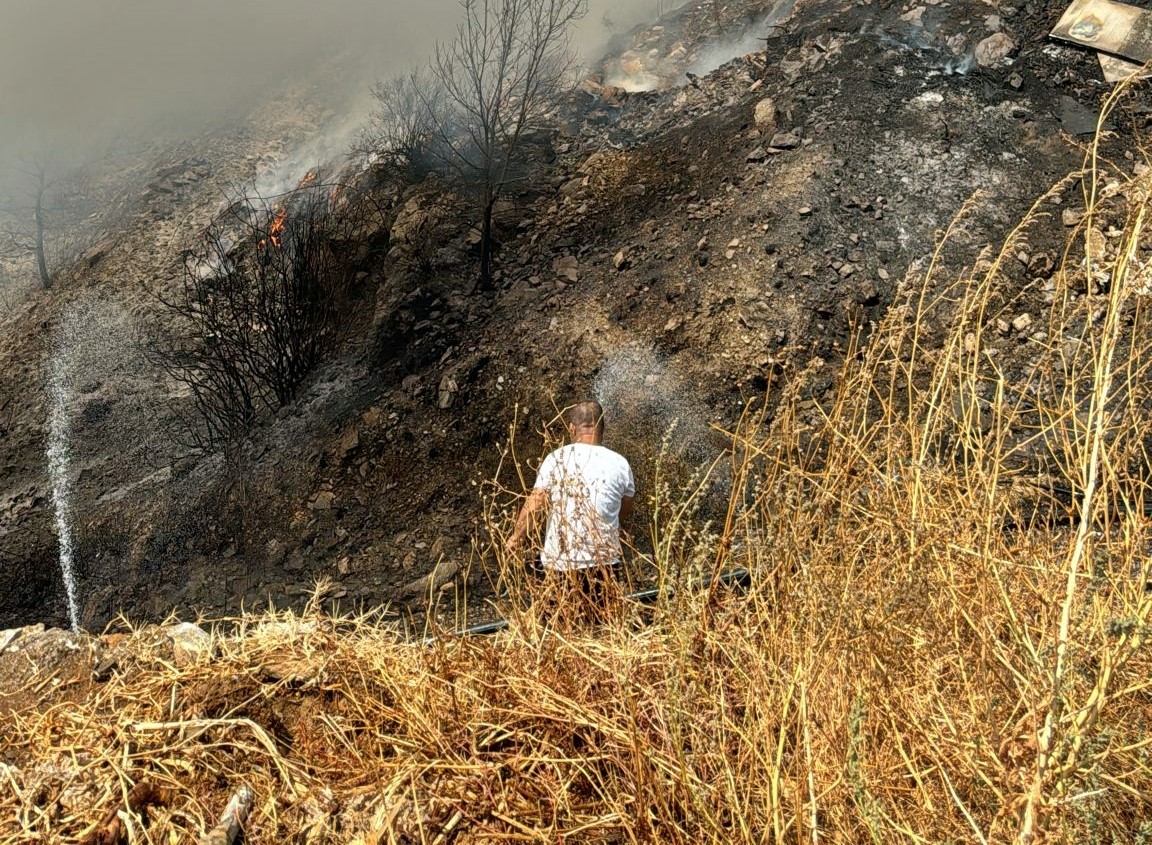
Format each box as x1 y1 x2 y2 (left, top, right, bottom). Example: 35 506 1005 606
0 0 664 190
686 0 798 78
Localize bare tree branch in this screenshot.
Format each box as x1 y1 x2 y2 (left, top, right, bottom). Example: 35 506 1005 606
366 0 586 290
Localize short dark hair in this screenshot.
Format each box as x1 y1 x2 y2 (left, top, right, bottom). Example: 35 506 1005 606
567 400 604 435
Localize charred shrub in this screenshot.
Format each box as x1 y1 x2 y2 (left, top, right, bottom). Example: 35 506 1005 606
360 70 446 182
152 185 360 450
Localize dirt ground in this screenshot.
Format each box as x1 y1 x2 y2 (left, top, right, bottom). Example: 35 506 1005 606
0 0 1144 631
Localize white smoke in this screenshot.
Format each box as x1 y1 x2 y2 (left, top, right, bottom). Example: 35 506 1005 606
686 0 799 78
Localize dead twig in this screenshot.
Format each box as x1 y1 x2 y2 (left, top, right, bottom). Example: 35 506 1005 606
80 780 175 845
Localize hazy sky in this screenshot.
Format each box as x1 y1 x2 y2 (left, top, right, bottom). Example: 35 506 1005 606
0 0 661 168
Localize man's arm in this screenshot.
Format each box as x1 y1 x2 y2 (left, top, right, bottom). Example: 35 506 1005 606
506 487 548 554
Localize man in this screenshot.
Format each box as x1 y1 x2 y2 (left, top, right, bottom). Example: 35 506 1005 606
506 401 635 618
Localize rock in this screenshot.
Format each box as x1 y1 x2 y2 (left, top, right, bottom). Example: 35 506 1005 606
0 627 94 714
92 651 119 681
337 425 359 459
1009 72 1023 89
900 6 925 24
559 177 585 196
310 491 336 511
1011 313 1033 333
285 548 307 572
753 97 777 133
554 255 579 282
975 33 1015 67
746 146 768 163
854 281 880 306
613 249 631 270
397 558 461 602
265 538 288 567
1062 208 1084 227
1087 228 1108 262
1060 96 1108 136
0 624 43 656
769 132 801 150
163 622 212 667
438 374 458 409
578 152 607 174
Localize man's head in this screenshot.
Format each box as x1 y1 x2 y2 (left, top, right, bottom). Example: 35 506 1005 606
566 400 605 443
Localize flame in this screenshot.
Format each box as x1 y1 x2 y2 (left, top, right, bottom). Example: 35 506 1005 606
268 206 288 248
256 205 288 250
255 172 315 249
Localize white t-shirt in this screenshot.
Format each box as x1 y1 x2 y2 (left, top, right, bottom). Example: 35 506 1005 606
534 443 635 571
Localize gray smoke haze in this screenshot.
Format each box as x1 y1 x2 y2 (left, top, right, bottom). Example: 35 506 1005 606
0 0 662 180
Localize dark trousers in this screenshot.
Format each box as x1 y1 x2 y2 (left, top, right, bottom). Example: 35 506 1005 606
534 560 623 625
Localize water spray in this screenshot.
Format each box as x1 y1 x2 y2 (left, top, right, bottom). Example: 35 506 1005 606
46 337 82 632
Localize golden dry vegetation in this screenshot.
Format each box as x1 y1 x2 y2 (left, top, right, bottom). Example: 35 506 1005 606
7 91 1152 844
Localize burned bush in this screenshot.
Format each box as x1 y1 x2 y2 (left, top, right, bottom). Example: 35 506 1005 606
153 184 362 450
360 70 446 181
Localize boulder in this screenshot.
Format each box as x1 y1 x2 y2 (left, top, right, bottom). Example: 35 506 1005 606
0 626 95 714
554 255 580 282
163 622 213 667
975 33 1015 67
769 132 801 150
753 97 777 133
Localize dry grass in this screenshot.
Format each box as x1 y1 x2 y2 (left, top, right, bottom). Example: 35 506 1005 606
9 92 1152 844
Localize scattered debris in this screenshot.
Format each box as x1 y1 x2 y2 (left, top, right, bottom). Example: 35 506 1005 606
1051 0 1152 80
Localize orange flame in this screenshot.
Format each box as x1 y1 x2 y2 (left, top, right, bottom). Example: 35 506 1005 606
258 206 288 249
256 172 315 249
268 206 288 248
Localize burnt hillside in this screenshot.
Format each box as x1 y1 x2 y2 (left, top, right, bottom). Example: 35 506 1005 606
0 0 1138 629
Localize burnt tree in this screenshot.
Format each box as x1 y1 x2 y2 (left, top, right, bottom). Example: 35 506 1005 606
1 158 81 290
374 0 585 290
